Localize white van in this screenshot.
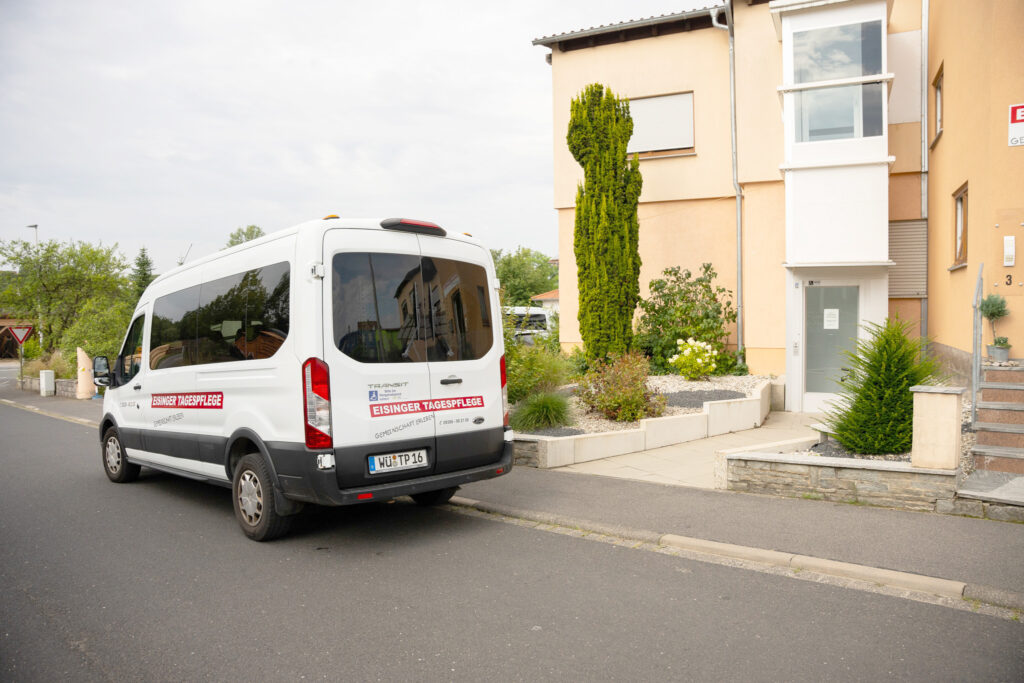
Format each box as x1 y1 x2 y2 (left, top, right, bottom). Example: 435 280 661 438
504 306 553 345
93 216 513 541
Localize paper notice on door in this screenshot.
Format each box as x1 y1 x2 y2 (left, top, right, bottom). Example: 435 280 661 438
823 308 839 330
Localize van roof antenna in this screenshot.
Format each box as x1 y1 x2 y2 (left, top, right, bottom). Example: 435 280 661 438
177 243 192 266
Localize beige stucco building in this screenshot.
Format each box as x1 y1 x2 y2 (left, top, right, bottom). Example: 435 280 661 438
534 0 1024 412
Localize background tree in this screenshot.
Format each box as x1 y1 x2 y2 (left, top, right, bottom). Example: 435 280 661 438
490 247 558 306
131 247 156 301
0 239 128 353
225 224 265 248
567 83 642 361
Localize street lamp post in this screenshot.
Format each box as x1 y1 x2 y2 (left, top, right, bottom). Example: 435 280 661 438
25 224 41 345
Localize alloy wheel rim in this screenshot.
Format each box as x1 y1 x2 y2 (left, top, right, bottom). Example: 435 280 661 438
237 471 263 525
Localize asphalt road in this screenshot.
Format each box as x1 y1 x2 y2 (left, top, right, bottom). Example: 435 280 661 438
2 404 1022 681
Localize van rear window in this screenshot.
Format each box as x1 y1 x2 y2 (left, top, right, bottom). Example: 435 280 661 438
332 252 493 363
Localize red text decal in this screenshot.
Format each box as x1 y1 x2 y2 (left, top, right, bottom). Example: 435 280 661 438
369 396 484 417
152 392 224 409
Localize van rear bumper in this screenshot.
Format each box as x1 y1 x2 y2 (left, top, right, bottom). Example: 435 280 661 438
272 440 513 507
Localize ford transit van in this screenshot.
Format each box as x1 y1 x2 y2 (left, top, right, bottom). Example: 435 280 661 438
93 216 513 540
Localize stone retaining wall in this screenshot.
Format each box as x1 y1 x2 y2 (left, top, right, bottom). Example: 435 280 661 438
720 450 957 512
19 376 79 399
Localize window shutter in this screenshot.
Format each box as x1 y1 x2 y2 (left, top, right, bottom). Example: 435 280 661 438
889 220 928 297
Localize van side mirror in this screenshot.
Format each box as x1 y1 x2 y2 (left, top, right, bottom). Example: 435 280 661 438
93 356 111 387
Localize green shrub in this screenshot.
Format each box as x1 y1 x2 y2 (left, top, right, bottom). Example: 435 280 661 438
567 346 590 379
827 318 941 455
507 345 569 404
23 350 76 380
669 338 719 380
21 335 42 360
576 351 665 422
510 392 571 431
536 313 561 355
635 263 736 374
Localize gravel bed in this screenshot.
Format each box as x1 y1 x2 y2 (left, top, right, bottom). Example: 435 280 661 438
516 375 770 436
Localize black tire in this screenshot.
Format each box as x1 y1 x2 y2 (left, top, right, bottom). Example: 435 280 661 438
410 487 458 506
102 427 141 483
232 453 292 541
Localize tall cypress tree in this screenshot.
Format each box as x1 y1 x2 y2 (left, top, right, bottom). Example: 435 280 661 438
567 84 642 361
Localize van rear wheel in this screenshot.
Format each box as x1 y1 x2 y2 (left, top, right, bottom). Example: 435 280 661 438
233 454 292 541
102 427 140 483
411 487 457 506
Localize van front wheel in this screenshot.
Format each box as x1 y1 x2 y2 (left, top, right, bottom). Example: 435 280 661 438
102 427 140 483
411 487 457 506
233 454 292 541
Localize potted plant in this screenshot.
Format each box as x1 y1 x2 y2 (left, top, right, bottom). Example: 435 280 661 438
979 293 1011 361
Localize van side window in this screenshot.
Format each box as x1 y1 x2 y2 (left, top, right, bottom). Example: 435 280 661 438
197 262 290 364
150 261 290 370
151 285 201 370
332 252 493 363
117 315 146 384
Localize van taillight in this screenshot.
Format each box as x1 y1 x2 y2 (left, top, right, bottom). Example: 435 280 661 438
500 354 509 427
303 358 333 449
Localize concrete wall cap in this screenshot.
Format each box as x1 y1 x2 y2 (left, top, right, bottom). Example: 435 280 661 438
910 385 966 394
726 451 958 475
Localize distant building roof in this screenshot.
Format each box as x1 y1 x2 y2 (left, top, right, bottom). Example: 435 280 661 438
531 288 559 302
532 5 722 49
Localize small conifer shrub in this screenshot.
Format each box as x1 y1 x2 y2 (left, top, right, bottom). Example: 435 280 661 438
827 318 941 455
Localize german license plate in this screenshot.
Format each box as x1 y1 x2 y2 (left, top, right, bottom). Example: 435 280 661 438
368 449 428 475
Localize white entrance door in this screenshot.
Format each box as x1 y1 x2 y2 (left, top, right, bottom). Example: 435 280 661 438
804 285 859 413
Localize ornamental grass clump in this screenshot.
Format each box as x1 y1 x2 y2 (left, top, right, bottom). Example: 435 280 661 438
669 338 718 380
826 318 941 455
510 393 572 432
576 351 666 422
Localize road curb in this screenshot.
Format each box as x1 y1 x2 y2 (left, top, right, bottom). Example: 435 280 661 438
0 398 99 429
450 496 663 544
450 496 1024 609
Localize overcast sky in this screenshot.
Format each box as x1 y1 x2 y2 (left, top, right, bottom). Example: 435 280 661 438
1 1 707 274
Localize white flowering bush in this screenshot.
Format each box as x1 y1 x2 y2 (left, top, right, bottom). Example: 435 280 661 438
668 338 718 380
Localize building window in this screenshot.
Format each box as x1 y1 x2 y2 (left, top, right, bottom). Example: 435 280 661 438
953 183 968 266
792 20 884 142
626 92 694 155
932 67 944 144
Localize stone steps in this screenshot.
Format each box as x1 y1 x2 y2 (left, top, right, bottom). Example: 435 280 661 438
957 470 1024 512
973 366 1024 474
970 445 1024 475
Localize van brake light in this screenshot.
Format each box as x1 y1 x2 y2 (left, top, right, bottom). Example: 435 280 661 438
500 354 509 428
380 218 447 237
303 358 333 449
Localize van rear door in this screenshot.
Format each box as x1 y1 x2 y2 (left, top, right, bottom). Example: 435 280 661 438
323 229 437 488
417 237 505 474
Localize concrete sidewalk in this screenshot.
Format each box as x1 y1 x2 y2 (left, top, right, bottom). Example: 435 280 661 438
3 371 1023 608
559 410 821 488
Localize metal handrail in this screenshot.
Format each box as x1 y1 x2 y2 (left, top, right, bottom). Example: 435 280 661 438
971 263 984 425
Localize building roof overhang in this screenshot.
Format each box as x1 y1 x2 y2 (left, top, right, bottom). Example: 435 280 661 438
532 4 724 51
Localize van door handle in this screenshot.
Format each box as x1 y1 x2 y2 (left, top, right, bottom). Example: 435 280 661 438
133 384 142 391
440 378 462 385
